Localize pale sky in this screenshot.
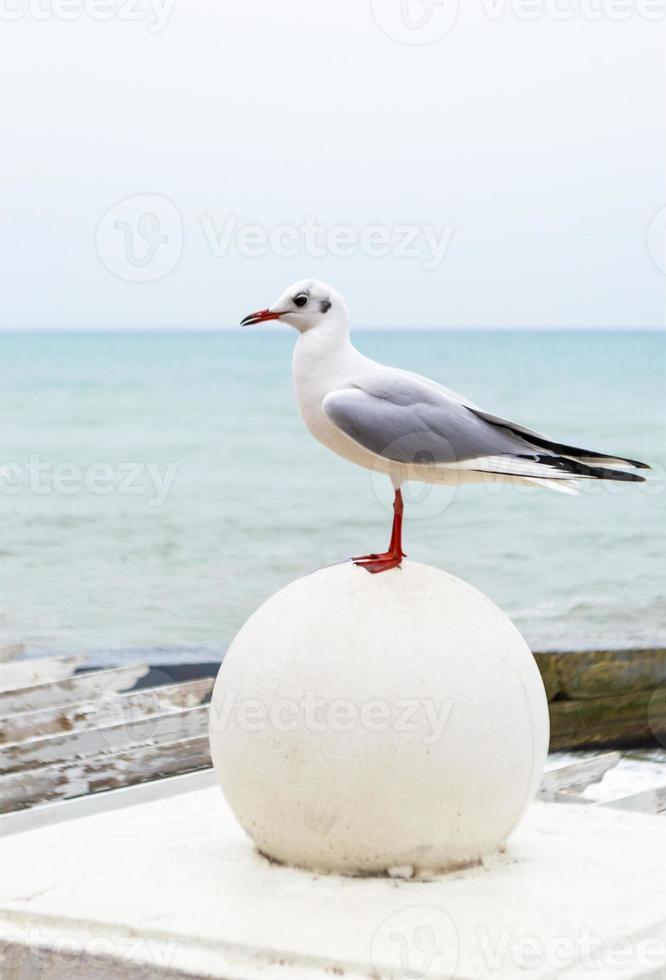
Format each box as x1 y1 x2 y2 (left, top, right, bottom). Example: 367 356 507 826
0 0 663 329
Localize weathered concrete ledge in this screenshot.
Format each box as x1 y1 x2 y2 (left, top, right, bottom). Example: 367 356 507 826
1 787 665 979
534 649 666 750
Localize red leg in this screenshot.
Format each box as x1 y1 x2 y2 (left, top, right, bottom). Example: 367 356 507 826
352 489 406 574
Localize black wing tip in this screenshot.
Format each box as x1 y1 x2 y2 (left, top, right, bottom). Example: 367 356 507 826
481 415 651 472
610 455 651 470
617 471 647 483
568 462 646 483
584 461 648 480
562 452 650 471
576 469 646 483
521 454 649 483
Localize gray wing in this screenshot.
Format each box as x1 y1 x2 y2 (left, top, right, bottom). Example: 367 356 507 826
322 375 531 465
322 371 647 479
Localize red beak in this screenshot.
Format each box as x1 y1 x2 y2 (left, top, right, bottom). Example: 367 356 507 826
240 308 283 327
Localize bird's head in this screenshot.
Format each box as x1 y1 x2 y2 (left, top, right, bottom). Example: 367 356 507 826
240 279 348 334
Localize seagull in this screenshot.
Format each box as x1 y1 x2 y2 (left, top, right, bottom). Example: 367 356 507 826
241 280 649 574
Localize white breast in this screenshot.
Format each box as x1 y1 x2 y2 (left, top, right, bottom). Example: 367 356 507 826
291 327 379 472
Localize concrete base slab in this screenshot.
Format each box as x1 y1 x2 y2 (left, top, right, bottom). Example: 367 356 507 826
1 788 665 979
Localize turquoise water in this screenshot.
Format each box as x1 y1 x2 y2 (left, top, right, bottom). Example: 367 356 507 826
1 329 664 663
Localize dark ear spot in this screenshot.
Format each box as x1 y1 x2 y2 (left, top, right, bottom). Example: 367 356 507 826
320 298 332 313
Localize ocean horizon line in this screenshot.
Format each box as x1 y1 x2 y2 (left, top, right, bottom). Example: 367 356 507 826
0 325 663 335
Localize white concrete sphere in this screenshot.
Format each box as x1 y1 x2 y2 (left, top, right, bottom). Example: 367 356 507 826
209 560 549 876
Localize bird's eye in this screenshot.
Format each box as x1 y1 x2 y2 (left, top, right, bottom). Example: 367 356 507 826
293 293 308 308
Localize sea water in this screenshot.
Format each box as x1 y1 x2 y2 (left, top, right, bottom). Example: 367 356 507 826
1 329 664 664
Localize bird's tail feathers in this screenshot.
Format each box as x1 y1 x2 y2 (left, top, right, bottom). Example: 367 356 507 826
525 454 647 483
526 476 580 495
459 453 646 487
